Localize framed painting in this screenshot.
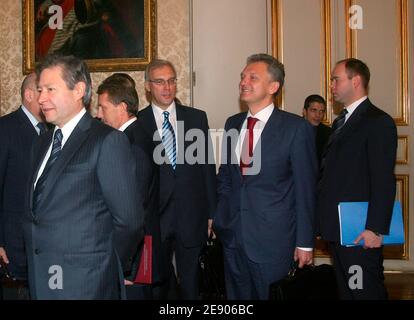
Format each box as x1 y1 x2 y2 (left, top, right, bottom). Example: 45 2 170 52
23 0 157 74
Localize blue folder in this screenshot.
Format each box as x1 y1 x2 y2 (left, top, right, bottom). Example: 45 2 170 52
338 201 405 246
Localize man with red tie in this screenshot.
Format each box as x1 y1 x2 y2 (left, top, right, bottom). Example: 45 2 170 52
213 53 318 300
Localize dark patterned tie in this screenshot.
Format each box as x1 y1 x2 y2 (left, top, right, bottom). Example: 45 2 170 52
162 111 177 169
36 122 47 135
331 108 348 132
32 129 63 214
320 108 348 171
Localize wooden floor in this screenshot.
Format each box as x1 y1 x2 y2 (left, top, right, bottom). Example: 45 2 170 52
385 272 414 300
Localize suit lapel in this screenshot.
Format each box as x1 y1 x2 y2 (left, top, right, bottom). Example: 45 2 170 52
140 106 161 143
255 107 282 156
175 104 189 176
29 130 54 212
16 106 39 138
335 98 371 143
141 105 175 213
33 113 93 215
228 113 247 181
240 108 282 180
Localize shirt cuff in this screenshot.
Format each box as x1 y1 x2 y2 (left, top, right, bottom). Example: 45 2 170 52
297 247 313 251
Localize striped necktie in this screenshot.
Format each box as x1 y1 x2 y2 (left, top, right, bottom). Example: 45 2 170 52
320 108 348 171
32 129 63 214
162 111 177 169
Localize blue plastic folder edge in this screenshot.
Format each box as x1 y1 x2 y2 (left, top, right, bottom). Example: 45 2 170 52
338 201 405 246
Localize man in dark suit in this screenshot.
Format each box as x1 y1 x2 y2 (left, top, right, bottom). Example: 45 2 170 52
23 54 144 299
0 73 48 300
97 73 161 300
302 94 332 165
134 59 217 299
214 53 317 300
317 58 397 300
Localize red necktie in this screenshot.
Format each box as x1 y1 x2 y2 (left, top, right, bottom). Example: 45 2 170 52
240 117 259 175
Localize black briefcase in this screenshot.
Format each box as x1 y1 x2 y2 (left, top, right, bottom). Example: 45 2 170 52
269 262 338 300
0 259 29 300
198 236 226 300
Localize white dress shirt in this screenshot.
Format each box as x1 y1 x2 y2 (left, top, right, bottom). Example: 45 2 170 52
21 105 42 135
344 96 368 123
34 108 87 187
235 103 274 163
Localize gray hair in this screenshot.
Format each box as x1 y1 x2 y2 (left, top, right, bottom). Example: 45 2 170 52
36 54 92 107
145 59 177 81
246 53 285 96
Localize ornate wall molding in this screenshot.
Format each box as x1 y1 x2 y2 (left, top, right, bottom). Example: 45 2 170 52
344 0 409 126
397 135 409 165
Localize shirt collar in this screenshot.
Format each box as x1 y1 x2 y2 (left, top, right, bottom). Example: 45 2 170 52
55 108 87 147
21 105 39 128
152 101 176 119
118 117 137 132
345 96 368 116
246 103 275 124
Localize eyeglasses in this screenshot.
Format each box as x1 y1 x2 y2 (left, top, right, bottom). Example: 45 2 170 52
149 78 178 86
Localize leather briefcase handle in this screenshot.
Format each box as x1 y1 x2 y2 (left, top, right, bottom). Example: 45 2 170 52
287 260 316 278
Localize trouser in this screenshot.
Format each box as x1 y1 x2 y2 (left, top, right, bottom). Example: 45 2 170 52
222 246 290 300
329 242 387 300
154 238 202 300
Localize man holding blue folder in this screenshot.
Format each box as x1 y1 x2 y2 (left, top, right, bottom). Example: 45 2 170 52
317 59 397 299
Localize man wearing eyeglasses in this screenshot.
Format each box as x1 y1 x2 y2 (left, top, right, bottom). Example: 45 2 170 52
134 59 217 300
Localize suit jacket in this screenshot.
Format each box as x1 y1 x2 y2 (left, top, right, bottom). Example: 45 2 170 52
134 104 217 248
315 122 332 165
124 120 139 144
123 120 163 284
23 113 144 299
317 98 397 242
214 108 318 264
0 107 40 279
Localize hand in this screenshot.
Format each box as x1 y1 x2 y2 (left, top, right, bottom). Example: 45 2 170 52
354 230 383 249
0 247 9 264
294 248 313 268
208 219 216 239
124 279 134 286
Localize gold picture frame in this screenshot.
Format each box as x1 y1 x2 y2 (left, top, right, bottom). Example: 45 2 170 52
23 0 157 74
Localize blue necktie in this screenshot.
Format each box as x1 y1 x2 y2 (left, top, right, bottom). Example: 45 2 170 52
162 111 176 169
32 129 63 213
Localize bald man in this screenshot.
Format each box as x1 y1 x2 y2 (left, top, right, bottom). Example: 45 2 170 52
0 73 48 299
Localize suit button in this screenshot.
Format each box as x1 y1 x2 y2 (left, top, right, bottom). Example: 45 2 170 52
34 249 40 255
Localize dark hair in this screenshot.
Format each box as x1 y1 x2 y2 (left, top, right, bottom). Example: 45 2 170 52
97 73 139 116
337 58 370 90
36 54 92 106
304 94 326 110
145 59 177 81
246 53 285 97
